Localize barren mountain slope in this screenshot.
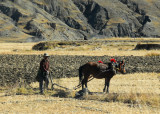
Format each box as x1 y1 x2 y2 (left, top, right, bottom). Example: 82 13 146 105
0 0 160 42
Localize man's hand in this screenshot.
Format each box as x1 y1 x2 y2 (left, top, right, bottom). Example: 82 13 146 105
46 71 49 75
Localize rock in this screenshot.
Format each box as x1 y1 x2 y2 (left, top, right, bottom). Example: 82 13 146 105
1 0 160 42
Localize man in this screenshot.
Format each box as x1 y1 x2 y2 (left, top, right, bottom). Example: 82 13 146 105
39 53 50 94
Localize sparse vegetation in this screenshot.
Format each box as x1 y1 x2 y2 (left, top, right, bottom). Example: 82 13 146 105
0 39 159 113
145 52 160 56
32 41 86 50
82 93 160 108
134 43 160 50
0 73 159 113
0 38 160 56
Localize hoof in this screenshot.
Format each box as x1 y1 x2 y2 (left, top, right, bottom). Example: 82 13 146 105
82 88 89 95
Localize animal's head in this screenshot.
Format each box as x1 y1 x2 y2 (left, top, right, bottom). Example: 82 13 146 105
108 62 117 74
117 60 126 74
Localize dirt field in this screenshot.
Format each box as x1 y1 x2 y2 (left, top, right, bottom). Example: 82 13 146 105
0 73 159 113
0 54 159 86
0 39 159 113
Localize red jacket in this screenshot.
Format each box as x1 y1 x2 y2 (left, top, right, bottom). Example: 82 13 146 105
40 59 49 72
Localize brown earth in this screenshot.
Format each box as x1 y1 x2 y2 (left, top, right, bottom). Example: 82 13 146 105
0 55 159 86
134 44 160 50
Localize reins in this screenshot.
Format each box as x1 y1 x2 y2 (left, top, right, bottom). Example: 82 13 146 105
49 72 94 91
73 77 94 90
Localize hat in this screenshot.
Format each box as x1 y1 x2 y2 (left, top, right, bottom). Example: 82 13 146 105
43 53 50 57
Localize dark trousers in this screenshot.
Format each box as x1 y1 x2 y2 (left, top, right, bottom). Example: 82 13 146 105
39 72 49 93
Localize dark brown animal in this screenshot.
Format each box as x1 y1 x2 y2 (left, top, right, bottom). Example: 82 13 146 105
79 61 126 93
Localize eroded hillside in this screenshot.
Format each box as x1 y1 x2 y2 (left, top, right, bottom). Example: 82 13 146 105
0 0 160 42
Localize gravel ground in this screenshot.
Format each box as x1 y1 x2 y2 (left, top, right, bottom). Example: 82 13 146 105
0 55 159 86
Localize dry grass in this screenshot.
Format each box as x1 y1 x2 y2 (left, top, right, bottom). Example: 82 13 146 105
0 24 14 31
0 34 31 42
32 0 47 5
0 39 159 113
145 52 160 56
107 18 126 25
0 38 160 56
0 73 159 113
94 37 160 41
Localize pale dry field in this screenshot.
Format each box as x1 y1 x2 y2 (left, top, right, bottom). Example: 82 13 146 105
0 38 160 56
52 73 160 94
0 73 160 114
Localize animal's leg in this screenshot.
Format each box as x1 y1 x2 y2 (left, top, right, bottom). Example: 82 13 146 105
84 74 90 90
84 79 88 89
82 76 89 94
82 74 89 91
103 79 106 92
81 78 88 94
81 77 88 90
81 79 85 90
106 78 111 93
103 78 111 93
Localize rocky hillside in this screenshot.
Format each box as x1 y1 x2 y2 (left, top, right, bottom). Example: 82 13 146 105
0 0 160 42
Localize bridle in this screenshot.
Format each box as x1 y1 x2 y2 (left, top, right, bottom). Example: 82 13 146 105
116 61 126 73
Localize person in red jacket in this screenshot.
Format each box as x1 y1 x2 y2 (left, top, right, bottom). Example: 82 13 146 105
39 53 50 94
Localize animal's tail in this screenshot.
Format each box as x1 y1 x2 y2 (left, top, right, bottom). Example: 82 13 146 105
79 65 83 84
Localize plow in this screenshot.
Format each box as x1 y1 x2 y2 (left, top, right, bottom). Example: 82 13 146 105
49 72 94 91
